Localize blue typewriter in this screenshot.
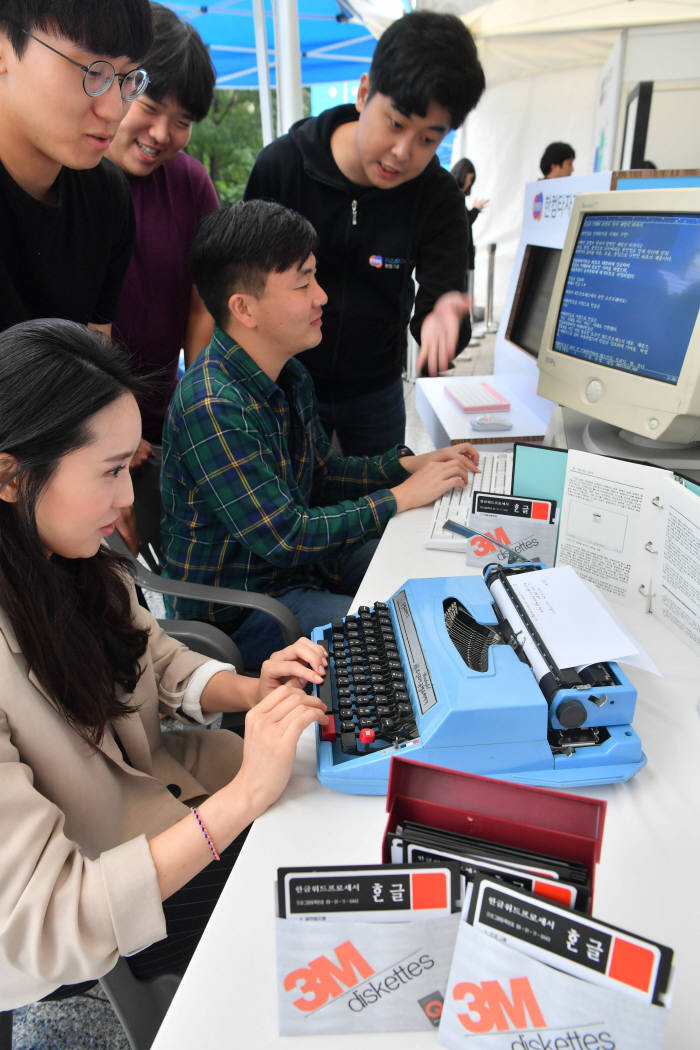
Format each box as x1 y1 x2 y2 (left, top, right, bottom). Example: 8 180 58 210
313 563 646 795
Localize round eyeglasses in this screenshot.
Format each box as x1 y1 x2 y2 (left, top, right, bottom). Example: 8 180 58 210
21 29 149 102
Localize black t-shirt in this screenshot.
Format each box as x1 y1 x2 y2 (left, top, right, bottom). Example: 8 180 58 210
0 157 134 331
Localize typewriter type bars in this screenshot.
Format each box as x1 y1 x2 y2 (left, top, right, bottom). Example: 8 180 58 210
442 598 500 673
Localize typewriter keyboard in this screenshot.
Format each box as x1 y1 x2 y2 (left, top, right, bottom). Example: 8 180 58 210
318 603 419 753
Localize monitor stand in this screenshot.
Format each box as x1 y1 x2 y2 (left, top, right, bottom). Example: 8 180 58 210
551 408 700 479
583 419 700 471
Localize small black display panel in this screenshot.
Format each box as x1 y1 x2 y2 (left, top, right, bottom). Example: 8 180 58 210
508 245 562 358
554 213 700 384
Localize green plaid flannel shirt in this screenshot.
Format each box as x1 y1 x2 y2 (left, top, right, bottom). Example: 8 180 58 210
160 327 409 629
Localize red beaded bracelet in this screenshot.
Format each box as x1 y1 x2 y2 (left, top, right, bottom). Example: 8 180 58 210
190 806 220 862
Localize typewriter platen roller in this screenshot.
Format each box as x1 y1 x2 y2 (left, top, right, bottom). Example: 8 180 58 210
313 564 646 795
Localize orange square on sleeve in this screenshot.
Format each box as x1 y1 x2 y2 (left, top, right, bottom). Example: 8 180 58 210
608 937 656 993
410 870 448 910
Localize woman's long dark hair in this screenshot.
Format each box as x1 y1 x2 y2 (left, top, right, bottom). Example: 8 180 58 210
0 319 150 742
451 158 476 194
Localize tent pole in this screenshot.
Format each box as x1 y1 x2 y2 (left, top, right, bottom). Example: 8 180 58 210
252 0 275 145
611 28 628 168
271 0 282 137
275 0 304 132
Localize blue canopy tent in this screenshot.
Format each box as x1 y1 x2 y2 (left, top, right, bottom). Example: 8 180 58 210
165 1 384 90
164 1 405 137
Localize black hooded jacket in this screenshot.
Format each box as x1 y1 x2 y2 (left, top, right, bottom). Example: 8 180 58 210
244 104 470 401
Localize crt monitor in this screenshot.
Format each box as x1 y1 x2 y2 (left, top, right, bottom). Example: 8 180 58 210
506 244 562 360
537 187 700 464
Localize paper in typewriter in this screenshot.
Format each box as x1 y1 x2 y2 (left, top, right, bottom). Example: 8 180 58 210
503 565 657 674
554 449 700 654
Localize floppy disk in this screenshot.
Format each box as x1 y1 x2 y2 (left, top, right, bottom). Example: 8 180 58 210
277 863 461 921
386 822 590 912
466 875 673 1006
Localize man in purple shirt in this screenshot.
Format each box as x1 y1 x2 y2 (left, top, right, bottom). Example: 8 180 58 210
108 3 218 456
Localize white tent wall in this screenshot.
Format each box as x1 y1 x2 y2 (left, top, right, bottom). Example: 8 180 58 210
644 82 700 168
621 24 700 169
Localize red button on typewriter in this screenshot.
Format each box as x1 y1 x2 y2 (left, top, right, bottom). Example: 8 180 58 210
359 728 375 744
320 718 337 743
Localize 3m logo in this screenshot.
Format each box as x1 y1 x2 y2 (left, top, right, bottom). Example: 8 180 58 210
470 526 511 558
284 941 375 1013
453 977 546 1033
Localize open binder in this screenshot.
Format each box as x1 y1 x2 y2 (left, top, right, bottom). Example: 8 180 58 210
511 444 700 654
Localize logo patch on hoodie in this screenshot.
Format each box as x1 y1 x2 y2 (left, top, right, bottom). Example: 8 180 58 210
368 254 412 270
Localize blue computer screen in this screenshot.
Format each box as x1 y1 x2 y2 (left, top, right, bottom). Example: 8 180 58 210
554 213 700 384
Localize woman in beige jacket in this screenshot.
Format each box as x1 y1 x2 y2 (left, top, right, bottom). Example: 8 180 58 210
0 319 329 1008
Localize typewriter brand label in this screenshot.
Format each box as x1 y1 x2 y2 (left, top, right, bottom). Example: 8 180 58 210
393 589 438 715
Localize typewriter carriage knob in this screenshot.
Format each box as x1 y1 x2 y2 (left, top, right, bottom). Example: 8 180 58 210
555 698 588 729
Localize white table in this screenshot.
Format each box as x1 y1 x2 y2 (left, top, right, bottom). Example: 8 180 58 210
416 374 554 449
152 507 700 1049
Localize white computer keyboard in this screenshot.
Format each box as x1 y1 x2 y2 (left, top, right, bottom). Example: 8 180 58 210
425 450 514 551
444 381 510 413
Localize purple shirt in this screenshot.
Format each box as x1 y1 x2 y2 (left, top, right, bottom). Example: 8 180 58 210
113 151 218 443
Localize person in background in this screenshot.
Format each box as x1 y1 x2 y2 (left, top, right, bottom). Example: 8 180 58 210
0 0 152 334
0 318 328 1007
450 157 489 319
161 201 479 670
108 2 218 461
539 141 575 179
244 11 485 456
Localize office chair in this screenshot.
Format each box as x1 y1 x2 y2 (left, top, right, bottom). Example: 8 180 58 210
110 456 301 658
0 958 178 1050
100 956 179 1050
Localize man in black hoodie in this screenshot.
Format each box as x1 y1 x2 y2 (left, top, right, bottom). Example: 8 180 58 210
244 11 485 456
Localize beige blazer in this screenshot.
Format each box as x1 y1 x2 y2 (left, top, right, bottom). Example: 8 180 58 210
0 586 243 1008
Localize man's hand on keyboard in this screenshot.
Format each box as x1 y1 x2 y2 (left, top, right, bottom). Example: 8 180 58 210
399 442 479 476
391 442 480 513
257 638 329 701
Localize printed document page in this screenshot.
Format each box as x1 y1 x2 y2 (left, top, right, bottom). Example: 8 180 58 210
657 480 700 654
555 450 671 604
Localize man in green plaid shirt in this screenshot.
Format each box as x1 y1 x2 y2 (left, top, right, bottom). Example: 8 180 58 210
161 201 478 668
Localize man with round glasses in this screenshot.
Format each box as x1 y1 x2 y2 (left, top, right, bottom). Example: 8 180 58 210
19 27 149 102
0 0 153 334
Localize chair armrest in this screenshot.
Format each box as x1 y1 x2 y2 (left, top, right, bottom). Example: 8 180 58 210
158 619 244 671
100 956 179 1050
109 534 301 645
